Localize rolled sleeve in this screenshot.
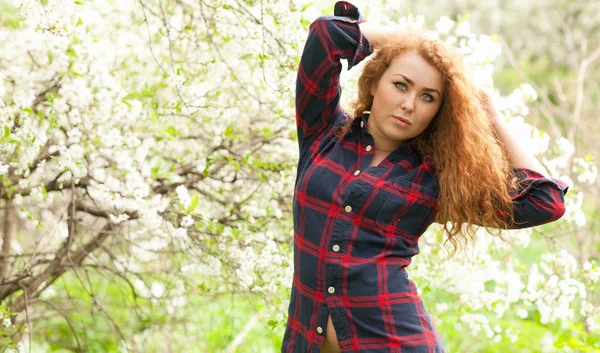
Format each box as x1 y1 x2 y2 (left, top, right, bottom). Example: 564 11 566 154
333 1 370 70
295 1 373 153
507 167 570 229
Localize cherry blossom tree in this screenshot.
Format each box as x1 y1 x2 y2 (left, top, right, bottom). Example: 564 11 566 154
0 0 597 351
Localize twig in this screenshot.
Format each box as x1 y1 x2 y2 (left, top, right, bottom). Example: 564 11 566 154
224 309 266 353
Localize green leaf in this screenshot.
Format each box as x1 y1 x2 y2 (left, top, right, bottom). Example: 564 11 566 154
436 230 443 244
259 171 268 181
224 125 235 137
239 53 253 61
66 47 77 58
45 91 54 103
584 153 594 163
173 101 182 113
484 280 497 292
257 53 270 61
198 282 208 292
76 17 83 26
4 126 10 139
301 2 313 11
165 126 178 137
189 194 199 212
21 107 34 115
74 0 83 5
150 110 159 124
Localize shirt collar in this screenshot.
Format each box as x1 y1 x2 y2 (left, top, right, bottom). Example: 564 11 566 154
353 111 417 156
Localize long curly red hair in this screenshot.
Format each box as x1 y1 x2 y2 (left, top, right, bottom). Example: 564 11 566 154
336 32 524 256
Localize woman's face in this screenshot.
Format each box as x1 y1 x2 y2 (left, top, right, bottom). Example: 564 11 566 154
368 50 445 150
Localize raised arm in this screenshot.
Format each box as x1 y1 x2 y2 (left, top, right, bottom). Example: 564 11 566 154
295 1 373 152
481 92 570 229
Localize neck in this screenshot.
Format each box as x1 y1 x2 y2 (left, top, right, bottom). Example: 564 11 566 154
365 116 406 152
375 148 395 153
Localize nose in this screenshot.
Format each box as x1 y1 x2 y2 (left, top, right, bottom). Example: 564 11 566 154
401 95 415 112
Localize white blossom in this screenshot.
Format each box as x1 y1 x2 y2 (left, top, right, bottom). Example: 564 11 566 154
150 281 165 298
181 215 194 228
455 20 471 37
175 185 191 209
434 17 455 34
109 213 130 224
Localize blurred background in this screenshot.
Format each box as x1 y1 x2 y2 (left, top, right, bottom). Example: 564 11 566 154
0 0 598 352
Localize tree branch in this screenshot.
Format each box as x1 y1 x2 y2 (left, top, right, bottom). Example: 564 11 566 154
7 223 114 315
0 199 16 282
1 176 91 200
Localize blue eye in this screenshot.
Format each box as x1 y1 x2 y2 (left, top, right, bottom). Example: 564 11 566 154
394 82 407 90
394 82 435 103
421 94 434 102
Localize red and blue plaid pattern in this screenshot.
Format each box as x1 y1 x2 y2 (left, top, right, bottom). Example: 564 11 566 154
281 2 569 352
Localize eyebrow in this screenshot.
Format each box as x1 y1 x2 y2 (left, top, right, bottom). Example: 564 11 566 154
392 74 442 97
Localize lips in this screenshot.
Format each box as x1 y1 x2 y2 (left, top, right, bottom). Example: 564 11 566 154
393 116 411 125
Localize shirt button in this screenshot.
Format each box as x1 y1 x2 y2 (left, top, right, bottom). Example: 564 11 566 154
317 326 323 334
354 170 360 176
333 244 340 252
344 205 352 213
328 286 335 294
360 120 365 128
366 145 372 152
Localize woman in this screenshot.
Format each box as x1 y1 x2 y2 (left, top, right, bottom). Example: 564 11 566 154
281 1 569 352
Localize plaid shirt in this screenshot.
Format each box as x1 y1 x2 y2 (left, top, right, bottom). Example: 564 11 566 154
281 2 570 352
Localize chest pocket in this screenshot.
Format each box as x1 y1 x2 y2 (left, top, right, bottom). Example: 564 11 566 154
375 178 437 237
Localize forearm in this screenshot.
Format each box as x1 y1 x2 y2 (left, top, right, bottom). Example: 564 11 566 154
358 21 396 47
493 119 552 178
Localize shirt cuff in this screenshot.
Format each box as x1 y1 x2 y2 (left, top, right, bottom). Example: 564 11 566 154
334 1 367 24
510 167 570 200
